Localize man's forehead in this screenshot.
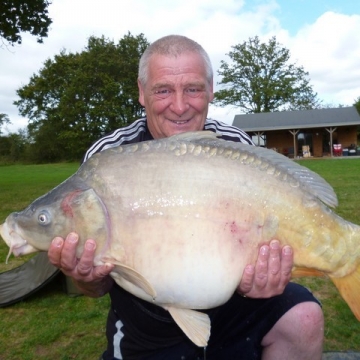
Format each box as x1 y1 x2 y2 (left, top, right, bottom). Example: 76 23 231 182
171 66 192 75
154 66 198 76
151 79 206 91
149 53 205 73
148 67 208 87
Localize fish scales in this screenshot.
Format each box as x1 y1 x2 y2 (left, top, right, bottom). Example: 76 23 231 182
1 131 360 347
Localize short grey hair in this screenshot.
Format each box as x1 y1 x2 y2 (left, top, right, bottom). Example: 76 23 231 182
138 35 213 86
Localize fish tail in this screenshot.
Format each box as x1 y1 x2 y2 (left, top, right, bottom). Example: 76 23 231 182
331 263 360 321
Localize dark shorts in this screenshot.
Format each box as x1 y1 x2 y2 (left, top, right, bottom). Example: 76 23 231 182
101 282 320 360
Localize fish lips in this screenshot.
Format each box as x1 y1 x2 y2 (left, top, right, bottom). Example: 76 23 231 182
0 219 39 263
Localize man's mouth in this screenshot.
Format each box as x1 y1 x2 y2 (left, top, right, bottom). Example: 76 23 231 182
170 119 190 125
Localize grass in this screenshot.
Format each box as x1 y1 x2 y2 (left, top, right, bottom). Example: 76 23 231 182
1 158 360 358
295 158 360 351
0 280 110 360
0 163 110 360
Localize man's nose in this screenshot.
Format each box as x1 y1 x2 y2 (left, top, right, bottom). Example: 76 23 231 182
170 91 189 116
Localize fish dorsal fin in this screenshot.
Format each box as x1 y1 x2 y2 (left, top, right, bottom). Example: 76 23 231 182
190 136 338 208
169 131 338 208
244 146 338 208
166 306 211 347
106 259 157 299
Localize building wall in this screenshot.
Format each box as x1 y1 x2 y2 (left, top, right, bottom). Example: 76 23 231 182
252 125 358 157
266 131 293 155
336 126 358 148
312 132 323 157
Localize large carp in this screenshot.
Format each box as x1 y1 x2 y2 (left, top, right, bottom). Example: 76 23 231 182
1 131 360 346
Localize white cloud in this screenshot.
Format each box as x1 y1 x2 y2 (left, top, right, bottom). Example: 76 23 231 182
289 11 360 105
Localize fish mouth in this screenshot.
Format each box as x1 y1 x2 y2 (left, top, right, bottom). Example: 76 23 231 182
0 222 39 263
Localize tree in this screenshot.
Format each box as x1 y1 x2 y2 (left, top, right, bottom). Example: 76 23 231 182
0 0 52 45
0 113 10 135
214 36 321 113
0 128 29 162
354 96 360 115
14 32 149 161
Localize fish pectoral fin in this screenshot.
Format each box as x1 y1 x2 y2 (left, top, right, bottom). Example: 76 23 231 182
108 261 157 299
291 267 326 278
331 264 360 321
166 306 210 347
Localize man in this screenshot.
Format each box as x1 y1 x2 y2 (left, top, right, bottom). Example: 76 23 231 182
49 35 324 360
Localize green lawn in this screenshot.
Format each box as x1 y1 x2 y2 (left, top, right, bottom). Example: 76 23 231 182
0 159 360 359
0 163 110 359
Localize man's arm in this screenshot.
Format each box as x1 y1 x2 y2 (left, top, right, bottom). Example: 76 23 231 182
48 232 114 297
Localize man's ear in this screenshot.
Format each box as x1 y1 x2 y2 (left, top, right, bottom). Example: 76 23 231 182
138 79 145 106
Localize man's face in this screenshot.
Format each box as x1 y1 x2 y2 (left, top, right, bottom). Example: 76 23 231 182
138 53 214 139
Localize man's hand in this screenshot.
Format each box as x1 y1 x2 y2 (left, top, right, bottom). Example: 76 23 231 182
48 232 114 297
237 240 293 298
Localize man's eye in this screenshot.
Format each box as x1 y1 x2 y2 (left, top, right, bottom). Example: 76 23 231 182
154 89 172 98
185 88 202 97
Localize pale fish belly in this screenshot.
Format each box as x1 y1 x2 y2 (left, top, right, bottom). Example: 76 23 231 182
98 149 278 309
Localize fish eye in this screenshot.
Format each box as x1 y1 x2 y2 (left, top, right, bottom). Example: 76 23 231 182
38 210 51 226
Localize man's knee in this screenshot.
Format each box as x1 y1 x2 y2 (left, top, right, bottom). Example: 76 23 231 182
294 301 324 335
262 301 324 351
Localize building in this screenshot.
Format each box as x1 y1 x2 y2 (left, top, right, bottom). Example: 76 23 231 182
232 107 360 157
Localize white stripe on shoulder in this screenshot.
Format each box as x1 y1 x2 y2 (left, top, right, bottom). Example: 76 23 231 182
205 119 254 145
84 118 147 161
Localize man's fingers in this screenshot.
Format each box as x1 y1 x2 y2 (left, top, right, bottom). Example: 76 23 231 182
238 264 255 295
93 263 115 278
267 240 282 289
268 240 281 275
48 233 113 296
48 236 64 267
76 239 97 276
253 245 269 289
280 245 293 278
58 232 79 271
238 241 294 299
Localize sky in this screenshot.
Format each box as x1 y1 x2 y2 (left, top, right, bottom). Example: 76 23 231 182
1 0 360 133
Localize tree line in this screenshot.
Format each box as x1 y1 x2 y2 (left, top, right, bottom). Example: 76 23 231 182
0 2 359 162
